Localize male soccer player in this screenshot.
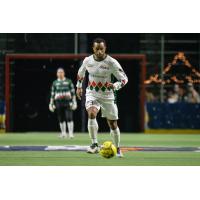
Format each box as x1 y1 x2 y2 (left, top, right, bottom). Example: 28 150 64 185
49 68 77 138
76 38 128 157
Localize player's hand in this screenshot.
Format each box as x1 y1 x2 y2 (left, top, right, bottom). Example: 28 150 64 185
107 82 114 89
112 82 121 91
49 104 55 112
76 88 83 100
71 102 77 110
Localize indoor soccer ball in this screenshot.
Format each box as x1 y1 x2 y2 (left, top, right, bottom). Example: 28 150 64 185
99 141 117 159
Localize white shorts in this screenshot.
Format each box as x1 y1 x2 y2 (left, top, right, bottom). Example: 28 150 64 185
85 95 118 120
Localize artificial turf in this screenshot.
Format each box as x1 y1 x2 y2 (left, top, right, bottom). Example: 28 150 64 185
0 133 200 166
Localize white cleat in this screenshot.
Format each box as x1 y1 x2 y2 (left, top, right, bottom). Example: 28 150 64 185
116 148 124 158
87 143 100 154
58 133 68 139
69 134 74 139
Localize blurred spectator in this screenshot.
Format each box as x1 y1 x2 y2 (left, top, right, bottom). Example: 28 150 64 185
184 83 200 103
144 105 149 129
145 90 156 102
174 84 185 101
167 91 178 103
0 100 5 130
167 84 184 103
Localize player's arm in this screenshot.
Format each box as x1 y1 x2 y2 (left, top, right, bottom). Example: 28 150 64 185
110 59 128 90
49 82 56 112
76 57 88 100
70 80 77 110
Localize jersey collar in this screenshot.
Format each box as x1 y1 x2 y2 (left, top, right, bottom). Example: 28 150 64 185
93 54 107 62
57 77 66 81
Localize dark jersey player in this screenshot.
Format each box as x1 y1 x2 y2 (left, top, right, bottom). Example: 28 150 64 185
49 68 77 138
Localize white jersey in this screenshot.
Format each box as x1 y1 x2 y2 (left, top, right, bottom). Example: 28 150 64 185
76 54 128 99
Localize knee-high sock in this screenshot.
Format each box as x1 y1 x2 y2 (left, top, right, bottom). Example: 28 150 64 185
67 121 74 137
110 127 120 148
59 122 66 135
88 118 98 144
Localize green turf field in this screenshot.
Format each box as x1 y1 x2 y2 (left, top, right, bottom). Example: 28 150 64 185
0 133 200 166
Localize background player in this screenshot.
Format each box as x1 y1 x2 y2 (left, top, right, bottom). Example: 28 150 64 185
76 38 128 157
49 68 77 138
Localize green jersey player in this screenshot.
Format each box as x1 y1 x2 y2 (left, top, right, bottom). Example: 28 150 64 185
49 68 77 138
76 38 128 157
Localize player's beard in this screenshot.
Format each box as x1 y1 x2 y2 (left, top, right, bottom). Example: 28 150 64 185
95 53 106 61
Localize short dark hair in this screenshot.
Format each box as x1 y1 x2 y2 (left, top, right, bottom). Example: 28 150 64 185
92 38 106 46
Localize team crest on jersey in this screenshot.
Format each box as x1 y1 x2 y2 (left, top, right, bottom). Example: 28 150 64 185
87 64 93 68
63 82 69 85
99 65 109 70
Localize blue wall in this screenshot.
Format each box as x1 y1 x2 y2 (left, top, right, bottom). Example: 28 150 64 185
147 103 200 129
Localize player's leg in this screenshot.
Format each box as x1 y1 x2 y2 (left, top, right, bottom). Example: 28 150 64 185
107 119 123 157
107 120 120 147
87 106 99 143
56 105 67 138
101 99 123 157
65 109 74 138
86 97 100 153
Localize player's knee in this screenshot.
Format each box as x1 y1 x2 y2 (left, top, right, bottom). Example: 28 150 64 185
66 115 72 122
87 107 98 119
59 116 65 123
88 111 96 119
66 118 71 122
108 120 118 130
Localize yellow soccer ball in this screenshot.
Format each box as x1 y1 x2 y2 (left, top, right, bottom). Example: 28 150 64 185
99 141 117 159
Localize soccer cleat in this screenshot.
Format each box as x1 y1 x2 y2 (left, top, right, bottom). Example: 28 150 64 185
58 133 67 139
116 147 124 158
69 133 74 139
87 143 99 154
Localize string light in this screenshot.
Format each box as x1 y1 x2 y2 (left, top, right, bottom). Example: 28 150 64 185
145 52 200 84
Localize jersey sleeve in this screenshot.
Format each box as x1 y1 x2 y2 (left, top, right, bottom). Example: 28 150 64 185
76 57 88 88
50 82 56 104
111 59 128 90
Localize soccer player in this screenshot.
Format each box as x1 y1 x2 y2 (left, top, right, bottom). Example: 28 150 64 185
49 68 77 138
76 38 128 157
